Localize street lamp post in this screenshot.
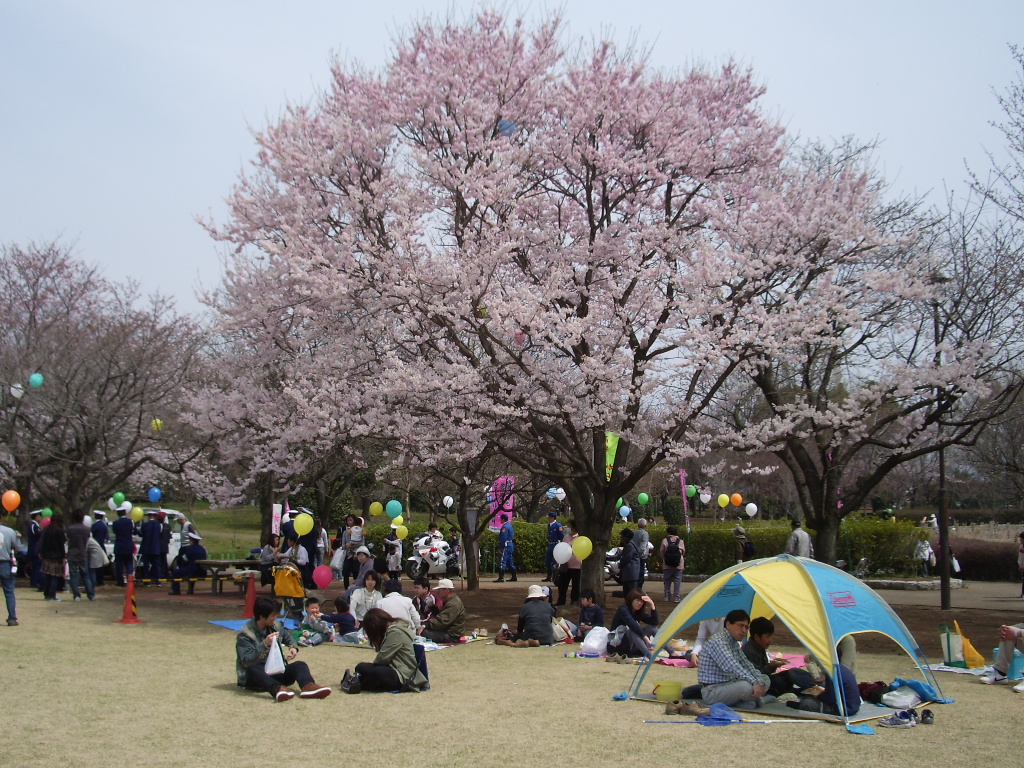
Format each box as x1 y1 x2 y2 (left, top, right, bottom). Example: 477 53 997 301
932 282 952 611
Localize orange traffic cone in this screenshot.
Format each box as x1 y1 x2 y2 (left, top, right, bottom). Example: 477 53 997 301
241 572 257 619
116 574 143 624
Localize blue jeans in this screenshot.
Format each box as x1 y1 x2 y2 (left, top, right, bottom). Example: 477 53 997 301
68 560 95 599
0 561 16 621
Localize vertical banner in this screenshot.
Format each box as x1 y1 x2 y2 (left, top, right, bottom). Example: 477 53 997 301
271 503 282 536
605 432 619 481
488 476 515 532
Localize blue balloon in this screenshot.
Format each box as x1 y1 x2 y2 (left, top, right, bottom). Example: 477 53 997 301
28 372 44 388
148 487 162 503
385 499 403 518
497 119 516 137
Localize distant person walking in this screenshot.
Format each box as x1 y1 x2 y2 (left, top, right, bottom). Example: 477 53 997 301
785 520 814 559
0 511 19 625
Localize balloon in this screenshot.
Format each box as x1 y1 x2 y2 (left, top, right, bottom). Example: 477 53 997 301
554 488 566 501
391 515 404 527
2 490 20 513
637 493 649 506
686 485 696 498
385 500 402 518
41 517 51 528
41 508 52 518
148 487 162 503
552 541 572 564
9 384 24 399
699 493 712 505
546 488 557 499
745 503 758 517
442 495 454 508
572 535 593 561
717 494 729 508
112 492 126 506
731 493 743 507
497 118 516 136
395 525 409 540
28 372 44 388
312 565 333 590
619 505 631 518
131 506 144 522
107 497 116 511
369 501 383 516
294 512 314 536
151 418 163 431
616 498 623 508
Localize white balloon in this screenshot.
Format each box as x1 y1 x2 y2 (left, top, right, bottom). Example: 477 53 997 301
442 495 454 508
553 541 573 564
745 503 758 517
107 497 117 511
699 493 712 505
555 487 566 501
10 384 24 399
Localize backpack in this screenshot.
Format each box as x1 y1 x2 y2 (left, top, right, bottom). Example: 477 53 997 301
743 540 756 559
663 537 682 568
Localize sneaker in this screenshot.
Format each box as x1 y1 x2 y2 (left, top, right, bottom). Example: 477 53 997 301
73 596 81 602
44 596 62 602
1013 680 1024 694
980 672 1011 685
877 710 918 728
299 683 332 699
274 688 295 702
6 618 17 626
920 709 934 724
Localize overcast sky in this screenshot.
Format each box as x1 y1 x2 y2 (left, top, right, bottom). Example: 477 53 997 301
2 1 1021 315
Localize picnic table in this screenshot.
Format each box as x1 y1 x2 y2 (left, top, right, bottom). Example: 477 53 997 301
195 559 258 594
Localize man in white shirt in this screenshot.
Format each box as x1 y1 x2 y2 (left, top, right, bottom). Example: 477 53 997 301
785 520 814 559
375 579 420 630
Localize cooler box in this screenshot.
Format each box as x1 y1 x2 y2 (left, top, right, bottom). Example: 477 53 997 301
993 647 1024 680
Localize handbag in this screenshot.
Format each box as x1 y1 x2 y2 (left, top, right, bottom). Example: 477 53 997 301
939 622 965 667
265 639 286 675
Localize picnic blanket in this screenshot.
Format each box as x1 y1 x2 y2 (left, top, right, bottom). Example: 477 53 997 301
209 618 299 631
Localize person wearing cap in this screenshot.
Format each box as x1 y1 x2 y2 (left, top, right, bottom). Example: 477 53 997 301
494 516 517 583
26 509 44 589
237 596 332 701
544 511 564 582
419 578 465 643
111 502 137 586
139 509 163 586
733 526 750 564
347 545 374 593
90 511 109 586
497 584 555 647
168 531 207 595
0 510 19 625
785 519 814 559
158 512 172 582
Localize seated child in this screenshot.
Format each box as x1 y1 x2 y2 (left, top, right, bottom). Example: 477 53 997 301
741 616 817 695
575 589 605 641
321 596 358 639
295 596 334 647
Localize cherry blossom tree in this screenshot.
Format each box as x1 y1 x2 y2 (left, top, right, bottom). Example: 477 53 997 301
210 11 949 593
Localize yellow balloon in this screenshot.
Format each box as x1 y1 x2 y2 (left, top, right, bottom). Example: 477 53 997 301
395 525 409 540
131 506 144 522
392 515 404 527
717 494 729 508
294 512 314 536
369 502 384 516
151 418 163 431
572 535 593 561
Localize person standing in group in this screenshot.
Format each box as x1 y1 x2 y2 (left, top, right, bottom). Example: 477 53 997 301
495 517 517 583
634 519 650 592
139 510 163 586
110 503 136 586
555 519 582 607
734 526 753 563
544 511 564 583
65 509 95 602
660 525 686 603
39 513 67 601
27 509 43 590
158 512 172 582
90 510 108 586
616 528 641 597
337 514 359 589
785 519 814 559
0 511 19 625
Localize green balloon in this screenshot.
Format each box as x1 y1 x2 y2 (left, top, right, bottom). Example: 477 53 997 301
616 498 623 508
41 507 52 518
637 493 649 506
112 492 126 506
686 485 697 498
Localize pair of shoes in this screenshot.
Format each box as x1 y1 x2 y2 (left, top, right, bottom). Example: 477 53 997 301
340 669 361 694
493 577 505 583
878 709 918 728
980 671 1011 685
299 683 332 699
665 700 709 716
615 654 634 664
6 618 17 626
920 709 934 724
274 687 295 702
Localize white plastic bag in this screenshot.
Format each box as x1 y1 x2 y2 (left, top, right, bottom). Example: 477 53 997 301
329 548 345 570
265 640 286 675
581 626 610 655
881 685 922 709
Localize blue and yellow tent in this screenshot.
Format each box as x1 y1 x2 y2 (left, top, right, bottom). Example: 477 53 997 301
630 555 942 718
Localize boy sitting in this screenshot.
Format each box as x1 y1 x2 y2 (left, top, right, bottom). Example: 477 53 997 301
321 596 358 639
295 596 333 647
741 616 817 695
575 589 605 641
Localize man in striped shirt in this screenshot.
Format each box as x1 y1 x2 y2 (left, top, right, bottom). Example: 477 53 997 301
697 609 772 709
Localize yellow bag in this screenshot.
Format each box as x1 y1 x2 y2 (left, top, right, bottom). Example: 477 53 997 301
956 620 986 669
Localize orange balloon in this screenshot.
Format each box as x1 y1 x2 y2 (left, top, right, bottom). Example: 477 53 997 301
730 493 743 507
2 490 20 513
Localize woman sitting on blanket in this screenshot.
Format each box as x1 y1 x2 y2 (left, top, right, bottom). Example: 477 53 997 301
341 608 429 694
607 589 659 659
496 584 555 647
350 570 383 627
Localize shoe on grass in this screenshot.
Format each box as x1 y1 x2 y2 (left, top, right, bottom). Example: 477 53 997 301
299 683 332 699
274 688 295 702
920 709 934 724
980 671 1011 685
677 700 710 716
877 709 917 728
1013 679 1024 693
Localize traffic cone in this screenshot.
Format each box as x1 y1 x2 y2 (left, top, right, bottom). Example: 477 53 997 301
241 572 257 619
116 574 143 624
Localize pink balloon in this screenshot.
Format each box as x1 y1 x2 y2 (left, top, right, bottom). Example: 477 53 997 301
312 565 333 590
